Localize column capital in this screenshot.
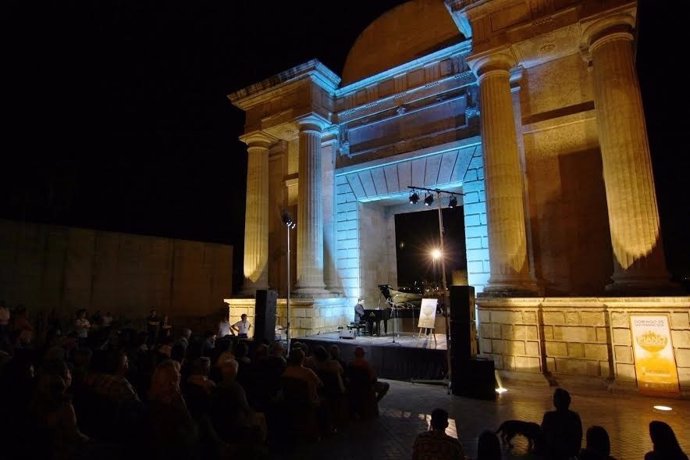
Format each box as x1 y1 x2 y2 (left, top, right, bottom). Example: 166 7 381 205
239 131 277 149
580 13 635 59
295 113 331 133
466 48 517 81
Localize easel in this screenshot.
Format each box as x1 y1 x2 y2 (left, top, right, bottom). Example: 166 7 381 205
417 326 438 346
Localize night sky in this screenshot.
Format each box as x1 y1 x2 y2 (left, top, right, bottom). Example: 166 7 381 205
3 0 688 287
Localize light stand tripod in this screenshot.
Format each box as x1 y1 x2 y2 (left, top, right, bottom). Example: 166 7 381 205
407 186 462 394
281 211 295 353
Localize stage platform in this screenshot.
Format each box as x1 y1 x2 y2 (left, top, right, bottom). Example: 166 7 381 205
291 332 448 381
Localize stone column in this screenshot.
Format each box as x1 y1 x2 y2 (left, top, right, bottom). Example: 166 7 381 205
294 115 330 297
583 15 674 294
468 50 537 296
321 129 339 293
240 131 273 295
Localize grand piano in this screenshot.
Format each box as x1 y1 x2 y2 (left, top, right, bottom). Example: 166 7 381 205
363 308 391 335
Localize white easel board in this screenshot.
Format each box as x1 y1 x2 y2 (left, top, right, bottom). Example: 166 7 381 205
417 298 438 329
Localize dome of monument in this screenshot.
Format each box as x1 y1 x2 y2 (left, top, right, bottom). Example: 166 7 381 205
341 0 464 86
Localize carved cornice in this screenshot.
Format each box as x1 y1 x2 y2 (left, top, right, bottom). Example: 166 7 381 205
580 12 635 59
239 131 278 149
228 59 340 111
467 47 518 79
336 42 472 97
296 113 331 133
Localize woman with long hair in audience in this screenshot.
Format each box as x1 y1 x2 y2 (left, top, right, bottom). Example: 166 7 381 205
645 420 688 460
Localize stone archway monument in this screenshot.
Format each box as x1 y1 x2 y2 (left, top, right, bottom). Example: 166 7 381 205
226 0 688 393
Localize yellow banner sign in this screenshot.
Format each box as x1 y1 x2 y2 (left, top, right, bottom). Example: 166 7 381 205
630 315 680 396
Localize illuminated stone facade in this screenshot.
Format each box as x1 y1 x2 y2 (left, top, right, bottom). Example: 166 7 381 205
227 0 689 392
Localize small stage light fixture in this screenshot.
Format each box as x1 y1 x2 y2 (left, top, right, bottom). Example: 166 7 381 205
424 193 434 206
409 191 419 204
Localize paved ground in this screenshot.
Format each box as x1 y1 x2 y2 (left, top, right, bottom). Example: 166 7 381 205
275 378 690 459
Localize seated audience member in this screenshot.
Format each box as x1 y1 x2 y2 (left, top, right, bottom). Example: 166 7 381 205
146 309 161 347
29 373 90 459
210 355 266 444
147 359 200 460
171 328 192 363
541 387 582 460
348 346 389 402
476 429 502 460
412 408 465 460
201 331 216 358
580 425 616 460
85 349 140 404
73 309 91 345
281 348 323 406
645 420 688 460
329 344 347 370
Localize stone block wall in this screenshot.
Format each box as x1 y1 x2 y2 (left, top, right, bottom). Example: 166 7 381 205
462 145 489 292
0 219 233 322
225 296 350 338
477 297 690 394
477 299 542 374
334 175 361 300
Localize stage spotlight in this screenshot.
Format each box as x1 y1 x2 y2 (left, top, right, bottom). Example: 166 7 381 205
448 196 458 208
424 193 434 206
409 191 419 204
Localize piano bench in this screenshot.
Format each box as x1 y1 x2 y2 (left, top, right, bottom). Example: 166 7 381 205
347 323 367 336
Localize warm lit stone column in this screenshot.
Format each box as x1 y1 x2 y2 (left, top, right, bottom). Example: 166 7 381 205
468 50 537 296
294 115 329 297
583 15 674 293
240 131 273 295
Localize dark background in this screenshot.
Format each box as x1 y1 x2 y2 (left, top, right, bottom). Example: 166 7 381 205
3 0 688 290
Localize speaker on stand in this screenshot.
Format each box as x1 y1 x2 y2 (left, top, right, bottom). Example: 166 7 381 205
449 285 496 400
254 289 277 343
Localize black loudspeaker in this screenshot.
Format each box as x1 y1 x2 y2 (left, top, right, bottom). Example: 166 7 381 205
254 289 277 343
451 357 496 400
449 285 475 362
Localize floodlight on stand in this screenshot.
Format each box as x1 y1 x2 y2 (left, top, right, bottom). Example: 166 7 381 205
424 193 434 206
409 191 419 204
448 196 458 208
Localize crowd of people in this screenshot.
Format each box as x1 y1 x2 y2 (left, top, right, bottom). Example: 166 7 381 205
0 301 687 460
0 302 393 459
413 389 687 460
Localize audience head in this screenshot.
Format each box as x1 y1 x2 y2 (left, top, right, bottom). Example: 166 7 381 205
649 420 685 457
40 359 72 389
181 328 192 339
190 357 211 377
269 341 285 357
430 408 449 431
32 373 69 411
234 341 249 359
217 355 239 381
477 430 502 460
241 313 247 321
329 344 341 360
72 347 92 368
253 343 269 359
553 387 571 410
314 345 329 362
585 425 611 457
149 359 181 403
354 346 366 358
287 348 305 366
